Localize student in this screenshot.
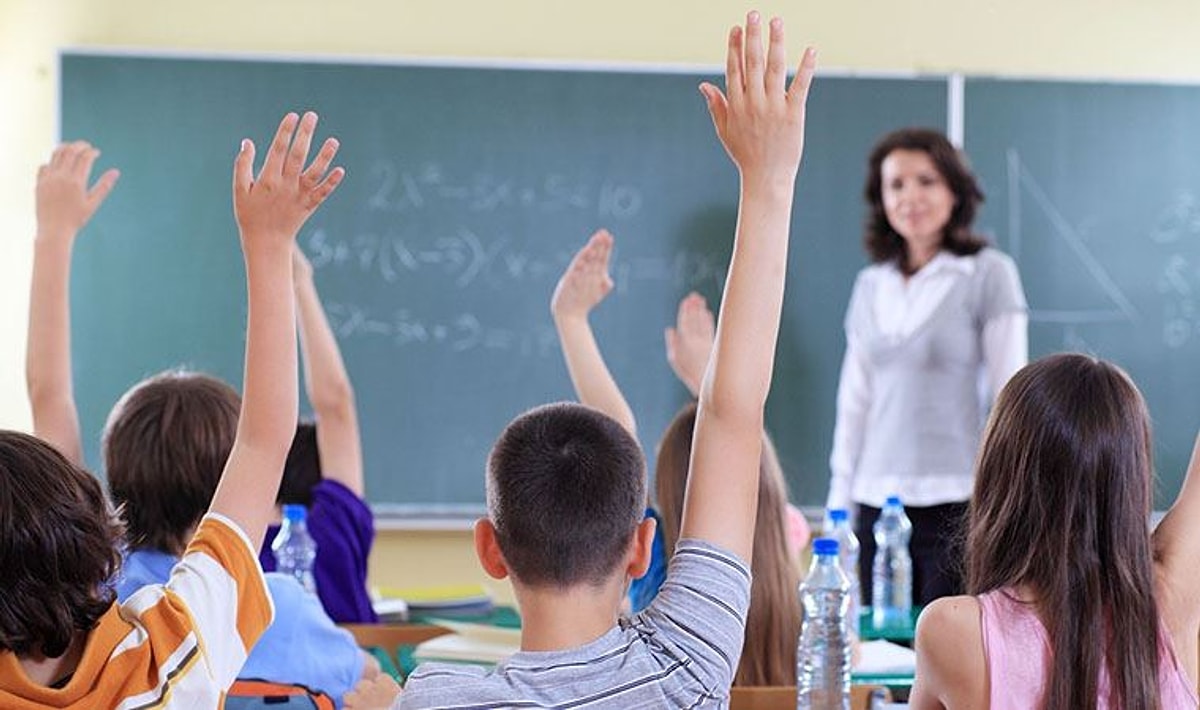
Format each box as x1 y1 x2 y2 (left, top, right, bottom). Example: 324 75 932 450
258 245 378 625
550 233 804 686
0 113 344 707
23 141 374 705
909 353 1200 709
345 13 817 707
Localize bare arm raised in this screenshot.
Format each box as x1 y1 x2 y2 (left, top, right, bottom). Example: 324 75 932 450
293 246 364 497
550 228 637 437
208 112 345 553
664 292 716 398
26 142 119 464
1152 431 1200 656
679 13 816 563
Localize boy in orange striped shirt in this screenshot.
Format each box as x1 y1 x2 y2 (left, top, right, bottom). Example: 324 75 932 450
0 111 344 708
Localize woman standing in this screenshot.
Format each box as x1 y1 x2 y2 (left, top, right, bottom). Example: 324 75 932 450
829 128 1028 606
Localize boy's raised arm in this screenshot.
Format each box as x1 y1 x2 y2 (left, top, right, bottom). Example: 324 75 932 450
679 13 816 562
26 142 119 465
209 112 344 551
293 245 365 496
550 228 637 436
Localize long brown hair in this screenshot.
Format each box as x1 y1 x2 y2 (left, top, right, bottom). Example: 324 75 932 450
656 402 801 687
967 353 1161 710
863 127 988 275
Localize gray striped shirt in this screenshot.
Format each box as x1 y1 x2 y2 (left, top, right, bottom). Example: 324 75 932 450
397 540 751 709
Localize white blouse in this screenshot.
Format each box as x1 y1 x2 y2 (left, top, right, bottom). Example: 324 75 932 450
827 248 1028 510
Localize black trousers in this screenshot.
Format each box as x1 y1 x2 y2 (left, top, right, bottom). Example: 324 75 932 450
854 500 968 607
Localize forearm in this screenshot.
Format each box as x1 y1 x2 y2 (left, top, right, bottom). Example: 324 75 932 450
26 235 83 463
553 313 637 436
295 271 354 415
211 242 297 549
700 179 794 419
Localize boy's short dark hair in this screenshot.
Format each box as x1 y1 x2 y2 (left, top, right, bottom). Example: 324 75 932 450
0 430 124 656
277 420 322 507
486 402 646 588
102 370 240 554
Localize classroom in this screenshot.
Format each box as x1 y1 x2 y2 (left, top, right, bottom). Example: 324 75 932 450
2 1 1200 708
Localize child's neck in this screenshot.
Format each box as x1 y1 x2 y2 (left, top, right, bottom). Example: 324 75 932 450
514 581 625 652
19 632 85 688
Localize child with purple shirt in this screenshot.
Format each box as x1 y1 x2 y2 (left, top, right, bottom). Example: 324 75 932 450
258 247 378 624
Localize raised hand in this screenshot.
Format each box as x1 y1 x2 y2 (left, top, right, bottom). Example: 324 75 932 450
35 141 119 242
343 673 401 710
665 292 717 397
699 13 816 185
233 111 344 250
551 228 615 321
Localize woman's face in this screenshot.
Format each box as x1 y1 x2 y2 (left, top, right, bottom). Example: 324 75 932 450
880 149 956 255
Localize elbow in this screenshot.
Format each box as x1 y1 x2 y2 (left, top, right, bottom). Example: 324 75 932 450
310 376 355 415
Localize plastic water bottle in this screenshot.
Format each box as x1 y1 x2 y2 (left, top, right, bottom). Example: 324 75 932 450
796 538 851 710
272 504 318 594
825 509 860 642
871 496 912 629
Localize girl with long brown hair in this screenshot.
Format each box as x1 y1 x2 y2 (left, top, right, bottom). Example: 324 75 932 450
909 353 1200 709
550 229 807 686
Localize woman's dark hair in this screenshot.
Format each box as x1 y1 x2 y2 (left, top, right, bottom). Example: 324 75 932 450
0 430 124 657
863 127 988 274
967 353 1161 709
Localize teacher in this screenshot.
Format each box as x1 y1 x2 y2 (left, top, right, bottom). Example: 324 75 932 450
828 127 1028 606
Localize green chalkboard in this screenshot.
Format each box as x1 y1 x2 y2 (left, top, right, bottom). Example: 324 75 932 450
965 79 1200 507
60 52 948 512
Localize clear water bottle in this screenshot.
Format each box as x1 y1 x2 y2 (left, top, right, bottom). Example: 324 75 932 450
797 538 851 710
871 496 912 629
825 508 860 642
272 504 318 594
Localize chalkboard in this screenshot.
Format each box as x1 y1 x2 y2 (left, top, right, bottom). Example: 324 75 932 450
60 52 948 512
965 79 1200 507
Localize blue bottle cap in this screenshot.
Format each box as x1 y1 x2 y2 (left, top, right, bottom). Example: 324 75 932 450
828 508 848 522
282 504 308 522
885 495 902 507
813 538 839 556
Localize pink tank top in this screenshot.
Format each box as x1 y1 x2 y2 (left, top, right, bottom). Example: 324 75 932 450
978 589 1198 709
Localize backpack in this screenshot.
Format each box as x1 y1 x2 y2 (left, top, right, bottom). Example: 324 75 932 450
225 679 337 709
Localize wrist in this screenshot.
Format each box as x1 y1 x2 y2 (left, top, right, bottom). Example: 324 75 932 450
35 227 78 247
552 309 589 328
739 171 798 199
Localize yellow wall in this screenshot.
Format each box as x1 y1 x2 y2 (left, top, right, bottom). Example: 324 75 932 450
3 0 1200 604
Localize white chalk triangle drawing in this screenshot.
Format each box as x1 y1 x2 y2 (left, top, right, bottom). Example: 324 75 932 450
1006 148 1139 328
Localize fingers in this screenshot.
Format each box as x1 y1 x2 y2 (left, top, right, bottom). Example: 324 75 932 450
302 137 341 188
665 327 679 362
765 17 788 97
75 146 100 182
263 112 300 177
725 24 744 105
233 139 256 196
87 168 120 208
307 166 346 209
699 83 729 141
787 46 818 107
742 11 765 101
284 111 318 179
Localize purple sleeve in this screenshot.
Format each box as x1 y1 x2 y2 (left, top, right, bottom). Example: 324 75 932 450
259 479 378 623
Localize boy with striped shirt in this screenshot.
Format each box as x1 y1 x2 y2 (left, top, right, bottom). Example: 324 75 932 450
347 13 816 709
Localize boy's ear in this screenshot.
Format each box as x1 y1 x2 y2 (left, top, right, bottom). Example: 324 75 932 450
474 518 510 581
625 516 657 579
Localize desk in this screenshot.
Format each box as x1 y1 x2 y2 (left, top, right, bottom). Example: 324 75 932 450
859 607 919 642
